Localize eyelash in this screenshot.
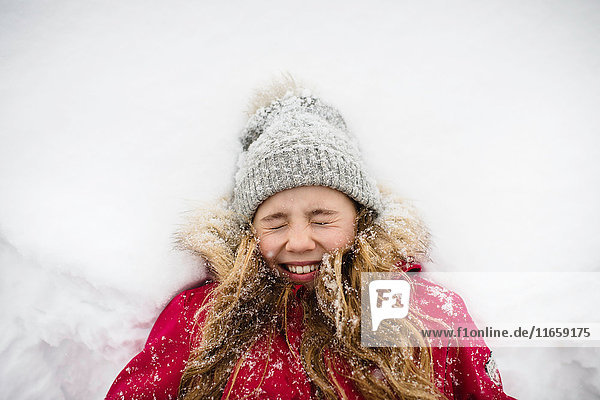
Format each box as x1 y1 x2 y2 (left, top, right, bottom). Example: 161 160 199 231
268 224 286 230
267 221 331 230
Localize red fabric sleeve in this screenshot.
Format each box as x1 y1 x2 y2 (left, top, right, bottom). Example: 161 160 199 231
447 346 517 400
442 293 517 400
105 282 216 400
409 277 516 399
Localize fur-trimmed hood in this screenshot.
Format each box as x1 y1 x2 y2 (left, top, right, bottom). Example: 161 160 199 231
175 187 430 278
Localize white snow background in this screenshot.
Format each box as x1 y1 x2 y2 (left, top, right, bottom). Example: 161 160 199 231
1 1 599 399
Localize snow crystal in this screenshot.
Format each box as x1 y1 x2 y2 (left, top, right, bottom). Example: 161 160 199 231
425 284 457 317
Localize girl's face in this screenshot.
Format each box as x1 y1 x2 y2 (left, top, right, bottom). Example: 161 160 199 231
253 186 357 284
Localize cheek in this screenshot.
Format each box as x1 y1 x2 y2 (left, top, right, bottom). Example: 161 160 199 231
323 227 356 251
257 236 279 261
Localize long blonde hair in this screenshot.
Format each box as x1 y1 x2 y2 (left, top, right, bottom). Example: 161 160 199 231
175 191 445 399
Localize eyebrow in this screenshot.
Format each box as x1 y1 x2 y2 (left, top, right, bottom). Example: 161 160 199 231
260 212 286 222
259 209 338 222
309 209 338 217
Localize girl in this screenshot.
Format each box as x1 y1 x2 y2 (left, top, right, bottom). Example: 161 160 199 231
106 79 516 399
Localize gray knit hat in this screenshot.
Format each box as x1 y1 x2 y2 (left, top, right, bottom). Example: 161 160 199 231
232 88 382 220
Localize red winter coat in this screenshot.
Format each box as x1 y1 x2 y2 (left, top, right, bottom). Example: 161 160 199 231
106 278 516 400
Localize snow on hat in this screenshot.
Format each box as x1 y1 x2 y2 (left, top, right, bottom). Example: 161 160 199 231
232 86 382 221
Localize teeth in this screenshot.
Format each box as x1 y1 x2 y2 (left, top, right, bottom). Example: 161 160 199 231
286 264 319 274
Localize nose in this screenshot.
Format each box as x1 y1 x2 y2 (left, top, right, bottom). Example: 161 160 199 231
285 226 316 253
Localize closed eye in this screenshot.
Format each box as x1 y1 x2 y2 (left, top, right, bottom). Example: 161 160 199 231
268 224 286 230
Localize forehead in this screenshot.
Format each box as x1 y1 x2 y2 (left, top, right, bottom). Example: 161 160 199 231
255 186 354 214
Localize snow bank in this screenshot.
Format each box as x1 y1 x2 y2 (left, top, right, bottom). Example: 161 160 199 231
1 1 599 398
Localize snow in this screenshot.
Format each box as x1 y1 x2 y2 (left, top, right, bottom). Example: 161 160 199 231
1 1 599 399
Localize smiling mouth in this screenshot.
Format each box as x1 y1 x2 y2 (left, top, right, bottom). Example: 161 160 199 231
280 263 320 275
